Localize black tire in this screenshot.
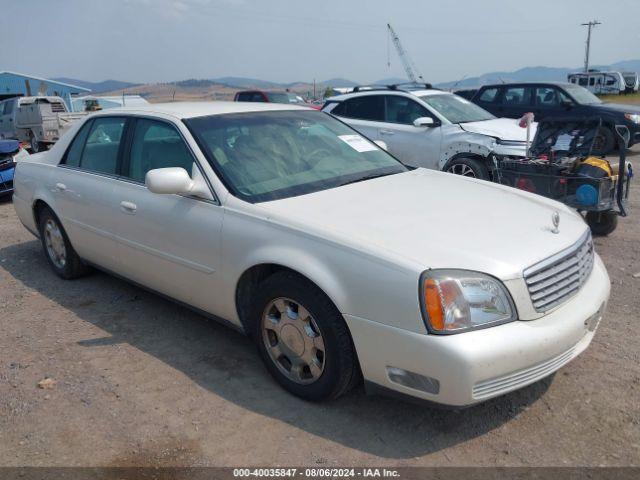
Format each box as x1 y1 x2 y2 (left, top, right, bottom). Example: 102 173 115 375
592 126 615 156
250 271 360 401
586 210 618 236
445 157 490 180
37 206 90 279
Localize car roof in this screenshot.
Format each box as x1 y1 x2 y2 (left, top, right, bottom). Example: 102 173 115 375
479 81 574 88
90 101 311 119
328 89 451 102
236 90 292 94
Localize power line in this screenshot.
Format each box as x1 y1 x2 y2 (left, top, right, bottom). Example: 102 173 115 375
581 20 601 73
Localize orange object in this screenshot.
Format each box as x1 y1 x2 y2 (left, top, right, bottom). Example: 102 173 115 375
424 279 445 331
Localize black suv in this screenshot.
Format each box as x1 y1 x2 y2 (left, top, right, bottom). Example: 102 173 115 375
464 82 640 155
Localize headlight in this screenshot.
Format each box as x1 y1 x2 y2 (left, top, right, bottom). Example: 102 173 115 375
420 269 516 334
624 113 640 124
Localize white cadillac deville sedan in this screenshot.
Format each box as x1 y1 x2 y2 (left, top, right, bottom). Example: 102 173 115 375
13 102 610 406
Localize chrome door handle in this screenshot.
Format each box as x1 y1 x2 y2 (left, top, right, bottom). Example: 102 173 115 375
379 129 395 135
120 201 137 214
55 183 67 191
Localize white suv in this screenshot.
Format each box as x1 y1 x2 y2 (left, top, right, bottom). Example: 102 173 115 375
323 84 534 179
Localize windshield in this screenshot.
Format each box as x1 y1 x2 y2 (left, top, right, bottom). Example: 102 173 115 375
266 92 305 104
418 93 495 123
185 110 406 202
564 84 602 105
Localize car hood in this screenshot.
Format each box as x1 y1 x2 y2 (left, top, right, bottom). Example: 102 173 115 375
594 102 640 115
259 169 588 281
459 118 537 142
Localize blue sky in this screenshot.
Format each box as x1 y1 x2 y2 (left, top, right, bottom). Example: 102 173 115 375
2 0 639 84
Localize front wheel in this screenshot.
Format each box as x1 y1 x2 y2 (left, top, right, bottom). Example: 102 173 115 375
586 210 618 236
251 271 360 401
445 157 490 180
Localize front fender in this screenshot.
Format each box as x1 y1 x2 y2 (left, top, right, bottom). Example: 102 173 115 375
218 207 426 335
439 131 495 170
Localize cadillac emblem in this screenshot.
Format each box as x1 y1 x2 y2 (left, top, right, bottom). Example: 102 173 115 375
551 211 560 234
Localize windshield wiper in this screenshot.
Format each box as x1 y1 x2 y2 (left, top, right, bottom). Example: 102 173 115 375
338 171 397 187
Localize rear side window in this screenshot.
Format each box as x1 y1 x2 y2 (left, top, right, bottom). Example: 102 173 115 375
62 120 93 167
336 95 384 121
3 100 15 115
502 87 533 106
236 92 252 101
125 119 194 183
79 117 126 175
478 88 499 103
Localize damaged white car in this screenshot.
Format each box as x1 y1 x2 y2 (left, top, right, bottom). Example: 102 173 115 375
323 85 535 179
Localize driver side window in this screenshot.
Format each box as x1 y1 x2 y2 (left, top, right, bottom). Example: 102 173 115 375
125 119 195 183
384 95 430 124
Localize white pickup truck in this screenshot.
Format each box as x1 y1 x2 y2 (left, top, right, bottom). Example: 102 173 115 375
0 96 86 152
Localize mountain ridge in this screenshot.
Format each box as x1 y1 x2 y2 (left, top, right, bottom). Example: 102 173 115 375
52 59 640 93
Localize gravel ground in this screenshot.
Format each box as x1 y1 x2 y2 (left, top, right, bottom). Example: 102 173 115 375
0 149 638 468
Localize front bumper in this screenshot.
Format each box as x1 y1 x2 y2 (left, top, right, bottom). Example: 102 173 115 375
345 255 610 407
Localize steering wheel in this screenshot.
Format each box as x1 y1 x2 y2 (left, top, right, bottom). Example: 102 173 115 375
305 148 333 167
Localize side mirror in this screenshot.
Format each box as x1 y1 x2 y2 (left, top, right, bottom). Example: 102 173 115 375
413 117 438 128
373 140 388 151
146 167 194 195
561 99 573 109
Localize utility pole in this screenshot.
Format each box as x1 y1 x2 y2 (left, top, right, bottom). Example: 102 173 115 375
581 20 601 73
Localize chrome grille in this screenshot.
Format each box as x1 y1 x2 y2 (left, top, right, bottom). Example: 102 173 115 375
524 232 594 312
473 346 576 399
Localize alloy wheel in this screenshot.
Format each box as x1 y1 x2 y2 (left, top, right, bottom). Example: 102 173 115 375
261 297 325 384
43 219 67 268
448 163 477 177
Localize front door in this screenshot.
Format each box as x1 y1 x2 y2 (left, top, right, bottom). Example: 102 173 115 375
112 118 225 314
0 100 16 139
377 95 442 169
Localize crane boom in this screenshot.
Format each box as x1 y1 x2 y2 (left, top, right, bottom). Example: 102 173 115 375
387 23 423 83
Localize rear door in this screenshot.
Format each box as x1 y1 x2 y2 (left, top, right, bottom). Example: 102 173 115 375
52 116 129 270
497 86 534 119
375 94 442 168
111 117 225 313
328 95 384 142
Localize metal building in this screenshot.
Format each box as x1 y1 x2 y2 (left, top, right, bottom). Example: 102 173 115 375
0 71 91 109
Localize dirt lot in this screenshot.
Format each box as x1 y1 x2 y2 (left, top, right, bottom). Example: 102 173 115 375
1 150 639 468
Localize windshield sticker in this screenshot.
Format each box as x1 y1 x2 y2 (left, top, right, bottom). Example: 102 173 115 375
552 133 574 151
338 134 378 153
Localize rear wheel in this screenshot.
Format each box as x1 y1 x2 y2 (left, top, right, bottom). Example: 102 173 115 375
445 157 490 180
586 210 618 236
37 207 89 279
29 132 45 153
251 271 359 401
592 127 615 156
